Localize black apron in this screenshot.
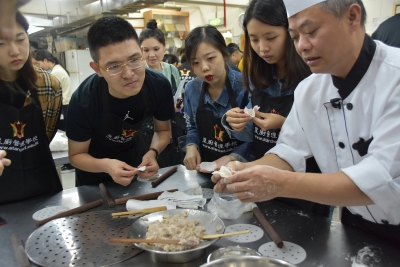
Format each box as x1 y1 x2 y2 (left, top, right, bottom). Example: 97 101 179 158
196 77 244 162
252 89 330 217
342 208 400 245
75 85 152 186
0 90 62 204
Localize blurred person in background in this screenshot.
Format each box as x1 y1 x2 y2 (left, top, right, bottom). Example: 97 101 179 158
227 43 244 72
372 13 400 48
163 54 179 67
139 19 185 168
32 49 75 172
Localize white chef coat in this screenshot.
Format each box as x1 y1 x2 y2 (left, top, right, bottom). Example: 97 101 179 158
268 37 400 225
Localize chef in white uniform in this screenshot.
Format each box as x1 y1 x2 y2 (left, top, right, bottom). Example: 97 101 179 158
212 0 400 244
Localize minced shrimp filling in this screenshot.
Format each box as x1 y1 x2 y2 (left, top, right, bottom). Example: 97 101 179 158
145 212 205 251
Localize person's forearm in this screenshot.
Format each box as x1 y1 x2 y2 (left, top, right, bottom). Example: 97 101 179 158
284 171 373 206
70 153 111 173
150 129 171 154
244 153 294 171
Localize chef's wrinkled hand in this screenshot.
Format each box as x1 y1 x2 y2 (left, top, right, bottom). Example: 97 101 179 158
105 159 137 186
215 165 286 202
212 160 245 192
0 150 11 176
226 107 251 132
184 145 201 170
138 151 159 179
252 110 286 131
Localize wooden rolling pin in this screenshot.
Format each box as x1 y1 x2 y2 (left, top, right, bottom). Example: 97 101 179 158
99 183 115 208
253 207 283 248
36 199 104 227
115 189 178 205
151 166 178 187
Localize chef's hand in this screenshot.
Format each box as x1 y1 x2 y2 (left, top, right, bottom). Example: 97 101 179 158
184 145 201 170
138 150 159 179
226 108 251 132
218 165 286 202
105 159 137 186
0 150 11 176
252 110 286 131
211 160 242 193
197 155 236 173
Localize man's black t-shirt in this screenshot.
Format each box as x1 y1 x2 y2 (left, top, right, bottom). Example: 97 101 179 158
67 68 174 142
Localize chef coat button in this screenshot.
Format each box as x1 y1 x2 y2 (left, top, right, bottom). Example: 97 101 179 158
346 103 353 110
339 142 345 149
352 143 357 149
381 219 389 224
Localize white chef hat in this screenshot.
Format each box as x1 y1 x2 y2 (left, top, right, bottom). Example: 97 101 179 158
283 0 327 17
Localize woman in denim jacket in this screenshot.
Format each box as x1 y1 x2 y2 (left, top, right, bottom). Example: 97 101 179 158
222 0 330 217
179 25 253 172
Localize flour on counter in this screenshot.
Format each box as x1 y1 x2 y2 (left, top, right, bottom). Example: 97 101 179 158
351 246 382 267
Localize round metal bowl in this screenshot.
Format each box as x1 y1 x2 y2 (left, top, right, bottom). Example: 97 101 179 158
129 209 225 263
200 255 297 267
207 246 261 262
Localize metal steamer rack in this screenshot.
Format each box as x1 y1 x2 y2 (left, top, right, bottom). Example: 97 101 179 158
25 211 142 267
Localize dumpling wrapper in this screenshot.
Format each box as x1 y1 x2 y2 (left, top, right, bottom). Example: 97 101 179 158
212 166 233 178
199 162 217 172
244 105 260 117
137 166 146 171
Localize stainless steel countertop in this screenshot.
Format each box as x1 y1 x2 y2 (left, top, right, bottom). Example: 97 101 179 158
1 165 399 267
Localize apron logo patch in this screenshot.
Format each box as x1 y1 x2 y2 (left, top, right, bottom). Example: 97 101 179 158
213 124 225 142
10 121 26 139
271 108 280 115
122 128 138 138
180 68 191 77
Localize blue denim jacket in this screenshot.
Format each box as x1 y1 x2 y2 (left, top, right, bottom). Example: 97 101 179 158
221 77 296 156
179 68 253 161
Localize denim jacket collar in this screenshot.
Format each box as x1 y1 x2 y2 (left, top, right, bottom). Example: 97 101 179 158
198 67 237 108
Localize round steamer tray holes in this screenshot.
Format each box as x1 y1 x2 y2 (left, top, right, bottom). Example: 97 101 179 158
224 224 264 243
32 206 69 221
25 211 142 267
202 188 214 199
258 241 306 265
137 173 160 182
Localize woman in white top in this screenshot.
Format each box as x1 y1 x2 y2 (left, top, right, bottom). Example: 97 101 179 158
138 20 185 168
32 49 71 124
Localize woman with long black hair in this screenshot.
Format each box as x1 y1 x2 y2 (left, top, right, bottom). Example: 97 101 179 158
0 12 62 203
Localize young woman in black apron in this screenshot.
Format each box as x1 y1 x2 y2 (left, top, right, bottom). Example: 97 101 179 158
0 12 62 203
180 25 251 173
223 0 330 217
138 19 185 168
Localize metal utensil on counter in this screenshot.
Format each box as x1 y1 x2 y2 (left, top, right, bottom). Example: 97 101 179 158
200 255 297 267
129 209 225 263
26 211 143 267
207 246 261 263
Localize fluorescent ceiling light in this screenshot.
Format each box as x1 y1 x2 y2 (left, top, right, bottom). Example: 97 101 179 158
28 25 45 35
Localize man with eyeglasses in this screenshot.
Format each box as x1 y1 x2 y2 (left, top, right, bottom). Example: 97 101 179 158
66 16 174 186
